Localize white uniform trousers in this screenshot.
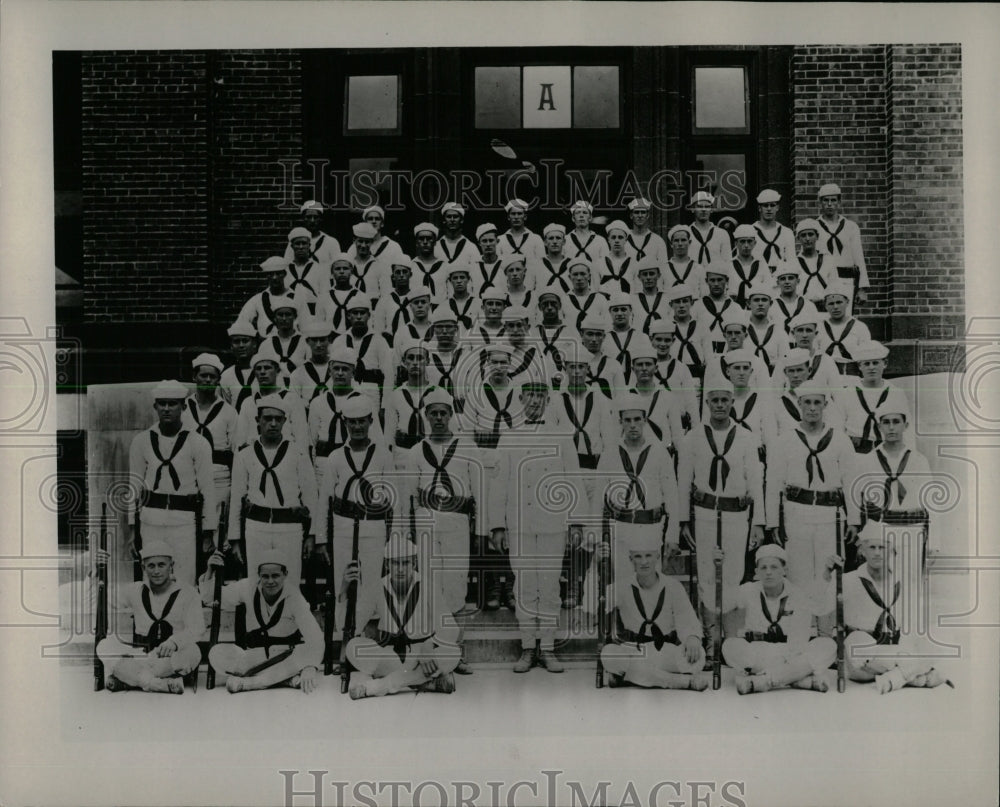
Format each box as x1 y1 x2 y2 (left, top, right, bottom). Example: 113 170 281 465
141 520 197 587
213 465 231 536
346 635 461 689
844 630 941 682
245 520 304 589
417 508 472 617
783 500 840 586
208 643 321 684
96 636 202 683
509 530 565 649
723 636 836 676
600 640 704 684
331 514 389 628
693 505 750 613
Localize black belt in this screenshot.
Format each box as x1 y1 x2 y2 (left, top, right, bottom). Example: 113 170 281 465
692 489 751 513
332 496 391 521
619 628 679 647
864 503 928 525
212 449 234 468
784 486 844 508
744 631 788 643
144 492 201 512
378 631 433 662
244 503 305 524
851 436 877 454
417 488 474 516
837 266 860 282
578 453 599 471
244 629 302 650
605 504 665 524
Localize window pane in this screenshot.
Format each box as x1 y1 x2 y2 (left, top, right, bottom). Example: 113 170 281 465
523 66 571 128
573 66 620 128
475 67 521 129
694 67 748 132
694 154 747 210
346 75 400 133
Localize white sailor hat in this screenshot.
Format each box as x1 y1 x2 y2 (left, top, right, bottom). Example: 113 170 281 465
627 198 652 211
260 256 289 273
330 254 354 269
818 183 842 198
501 254 527 271
543 223 567 237
385 534 419 561
269 294 299 313
570 200 594 214
288 227 312 242
484 343 514 360
605 219 630 235
606 290 633 309
689 190 715 207
227 320 257 338
140 540 174 561
191 352 224 372
502 305 531 322
648 319 677 336
151 380 189 400
397 336 430 358
733 224 758 240
721 308 750 329
352 222 377 239
773 262 801 279
560 334 592 365
345 295 372 311
724 348 754 366
250 344 282 367
795 218 821 235
328 345 358 367
536 289 562 304
362 204 385 218
342 394 375 419
447 263 471 277
481 287 509 302
579 312 610 332
615 392 647 414
629 335 656 360
756 189 781 204
430 307 458 325
854 341 889 362
703 261 730 278
300 319 333 338
256 393 288 415
795 382 830 400
441 202 465 216
634 259 661 275
568 258 593 273
300 200 324 214
823 281 853 301
257 550 288 572
788 311 821 330
875 393 912 422
423 387 455 409
668 224 692 240
504 198 529 213
390 258 417 273
407 283 433 301
475 223 499 240
666 283 695 302
413 222 439 238
703 377 735 396
626 532 662 553
782 347 811 368
746 281 776 300
755 544 787 565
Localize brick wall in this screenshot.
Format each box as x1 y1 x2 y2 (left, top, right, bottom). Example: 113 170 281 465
82 52 209 323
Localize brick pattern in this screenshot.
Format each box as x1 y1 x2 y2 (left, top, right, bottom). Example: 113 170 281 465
82 52 209 323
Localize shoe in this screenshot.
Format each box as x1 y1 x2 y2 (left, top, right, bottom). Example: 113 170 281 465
165 679 185 695
454 659 474 675
513 649 536 673
226 676 246 694
504 593 517 611
537 650 564 673
419 672 456 694
105 675 129 693
607 673 626 688
921 668 949 689
458 601 480 615
736 674 770 695
688 672 711 691
875 669 907 695
485 581 501 611
349 681 369 700
485 596 500 611
791 674 829 693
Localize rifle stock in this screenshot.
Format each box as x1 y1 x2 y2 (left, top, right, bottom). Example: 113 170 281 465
596 506 610 688
340 515 360 694
94 502 108 691
835 508 846 693
323 496 335 676
713 507 722 691
206 500 228 690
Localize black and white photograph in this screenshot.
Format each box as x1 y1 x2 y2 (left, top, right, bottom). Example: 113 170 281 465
1 2 998 806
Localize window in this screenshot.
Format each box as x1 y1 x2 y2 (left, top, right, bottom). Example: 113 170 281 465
345 75 401 135
474 65 621 129
692 66 749 135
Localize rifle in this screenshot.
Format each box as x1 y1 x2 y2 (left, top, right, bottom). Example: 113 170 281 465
686 492 698 610
713 507 723 691
596 505 611 688
132 495 143 582
340 511 360 693
323 496 336 676
835 508 846 693
205 500 228 690
93 502 108 691
777 490 786 547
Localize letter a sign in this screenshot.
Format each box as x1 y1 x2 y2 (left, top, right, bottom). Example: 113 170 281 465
523 66 571 128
